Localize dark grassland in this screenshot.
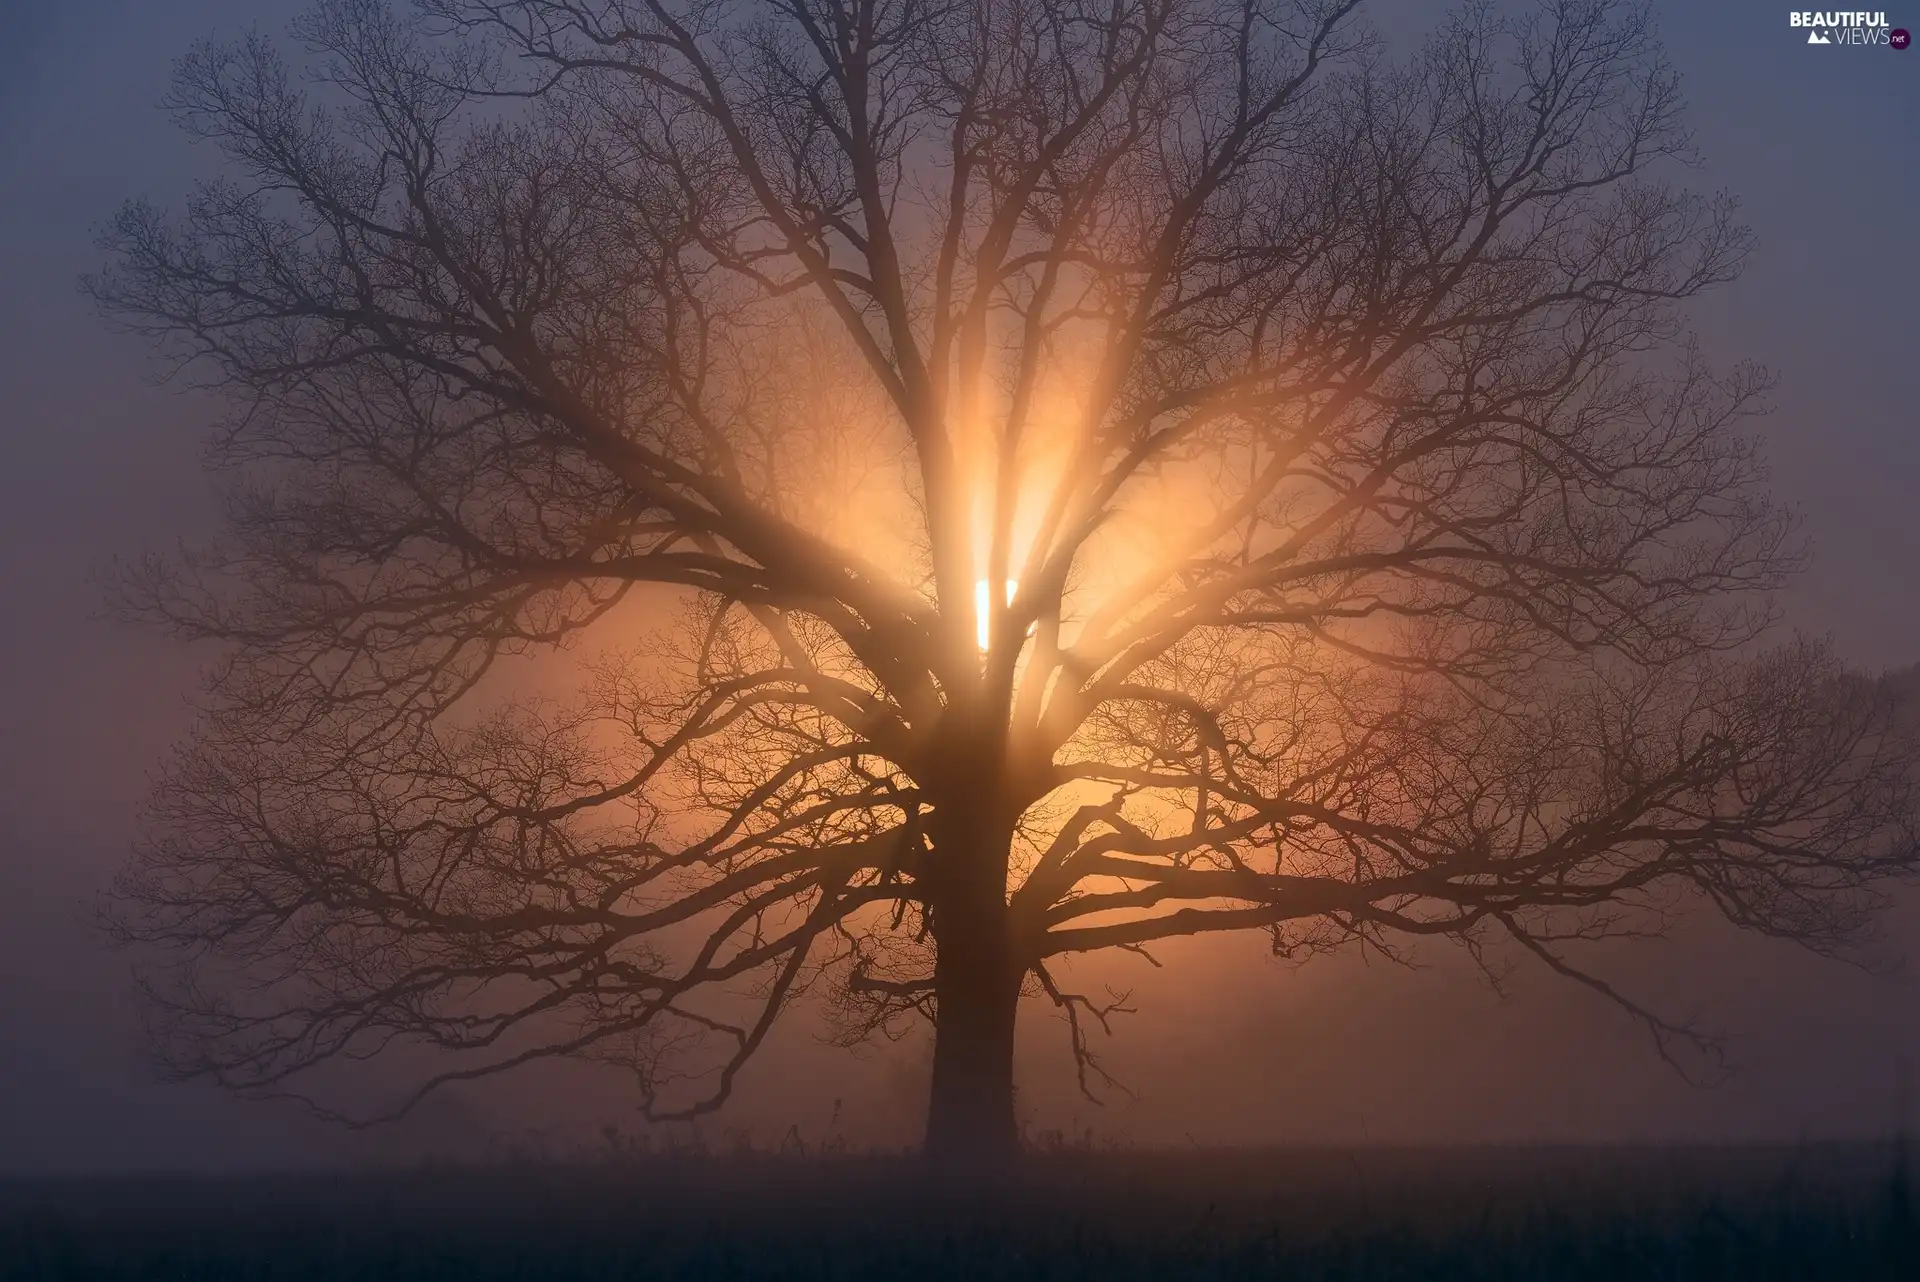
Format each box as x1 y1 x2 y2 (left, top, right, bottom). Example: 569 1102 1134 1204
2 1144 1913 1279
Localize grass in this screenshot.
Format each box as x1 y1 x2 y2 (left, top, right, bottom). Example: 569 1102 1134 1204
1 1143 1914 1279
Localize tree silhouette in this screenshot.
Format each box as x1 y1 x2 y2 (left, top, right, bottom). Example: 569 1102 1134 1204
95 0 1920 1166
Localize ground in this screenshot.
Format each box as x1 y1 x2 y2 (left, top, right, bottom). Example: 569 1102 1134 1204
2 1144 1914 1279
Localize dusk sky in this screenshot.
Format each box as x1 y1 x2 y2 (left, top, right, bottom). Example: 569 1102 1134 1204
2 0 1917 1174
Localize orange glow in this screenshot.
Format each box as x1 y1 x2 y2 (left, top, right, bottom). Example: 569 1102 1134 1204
975 577 1017 652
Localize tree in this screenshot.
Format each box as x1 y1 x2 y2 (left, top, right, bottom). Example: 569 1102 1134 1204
95 0 1920 1168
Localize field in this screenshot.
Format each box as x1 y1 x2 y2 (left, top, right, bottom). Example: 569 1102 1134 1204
2 1144 1914 1280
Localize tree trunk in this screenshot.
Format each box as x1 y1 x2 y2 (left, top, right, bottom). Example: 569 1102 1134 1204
923 910 1022 1168
921 793 1023 1169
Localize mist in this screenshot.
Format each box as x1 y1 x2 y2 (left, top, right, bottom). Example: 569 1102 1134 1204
2 0 1918 1178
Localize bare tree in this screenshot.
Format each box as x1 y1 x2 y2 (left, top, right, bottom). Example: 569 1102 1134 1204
94 0 1920 1166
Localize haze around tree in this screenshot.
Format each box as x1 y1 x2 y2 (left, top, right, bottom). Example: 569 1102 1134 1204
92 0 1920 1166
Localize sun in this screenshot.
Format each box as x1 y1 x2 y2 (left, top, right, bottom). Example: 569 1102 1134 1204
974 578 1018 652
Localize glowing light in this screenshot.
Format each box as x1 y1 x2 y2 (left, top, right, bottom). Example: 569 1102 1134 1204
975 577 1017 652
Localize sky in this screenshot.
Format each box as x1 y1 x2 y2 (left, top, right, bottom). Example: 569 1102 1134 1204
0 0 1917 1174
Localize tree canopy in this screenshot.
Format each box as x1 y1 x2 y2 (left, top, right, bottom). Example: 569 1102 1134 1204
96 0 1920 1163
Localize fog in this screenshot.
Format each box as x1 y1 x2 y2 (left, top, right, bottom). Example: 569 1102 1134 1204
2 0 1917 1174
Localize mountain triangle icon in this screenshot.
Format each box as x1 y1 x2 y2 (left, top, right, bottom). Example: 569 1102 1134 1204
1808 29 1830 43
